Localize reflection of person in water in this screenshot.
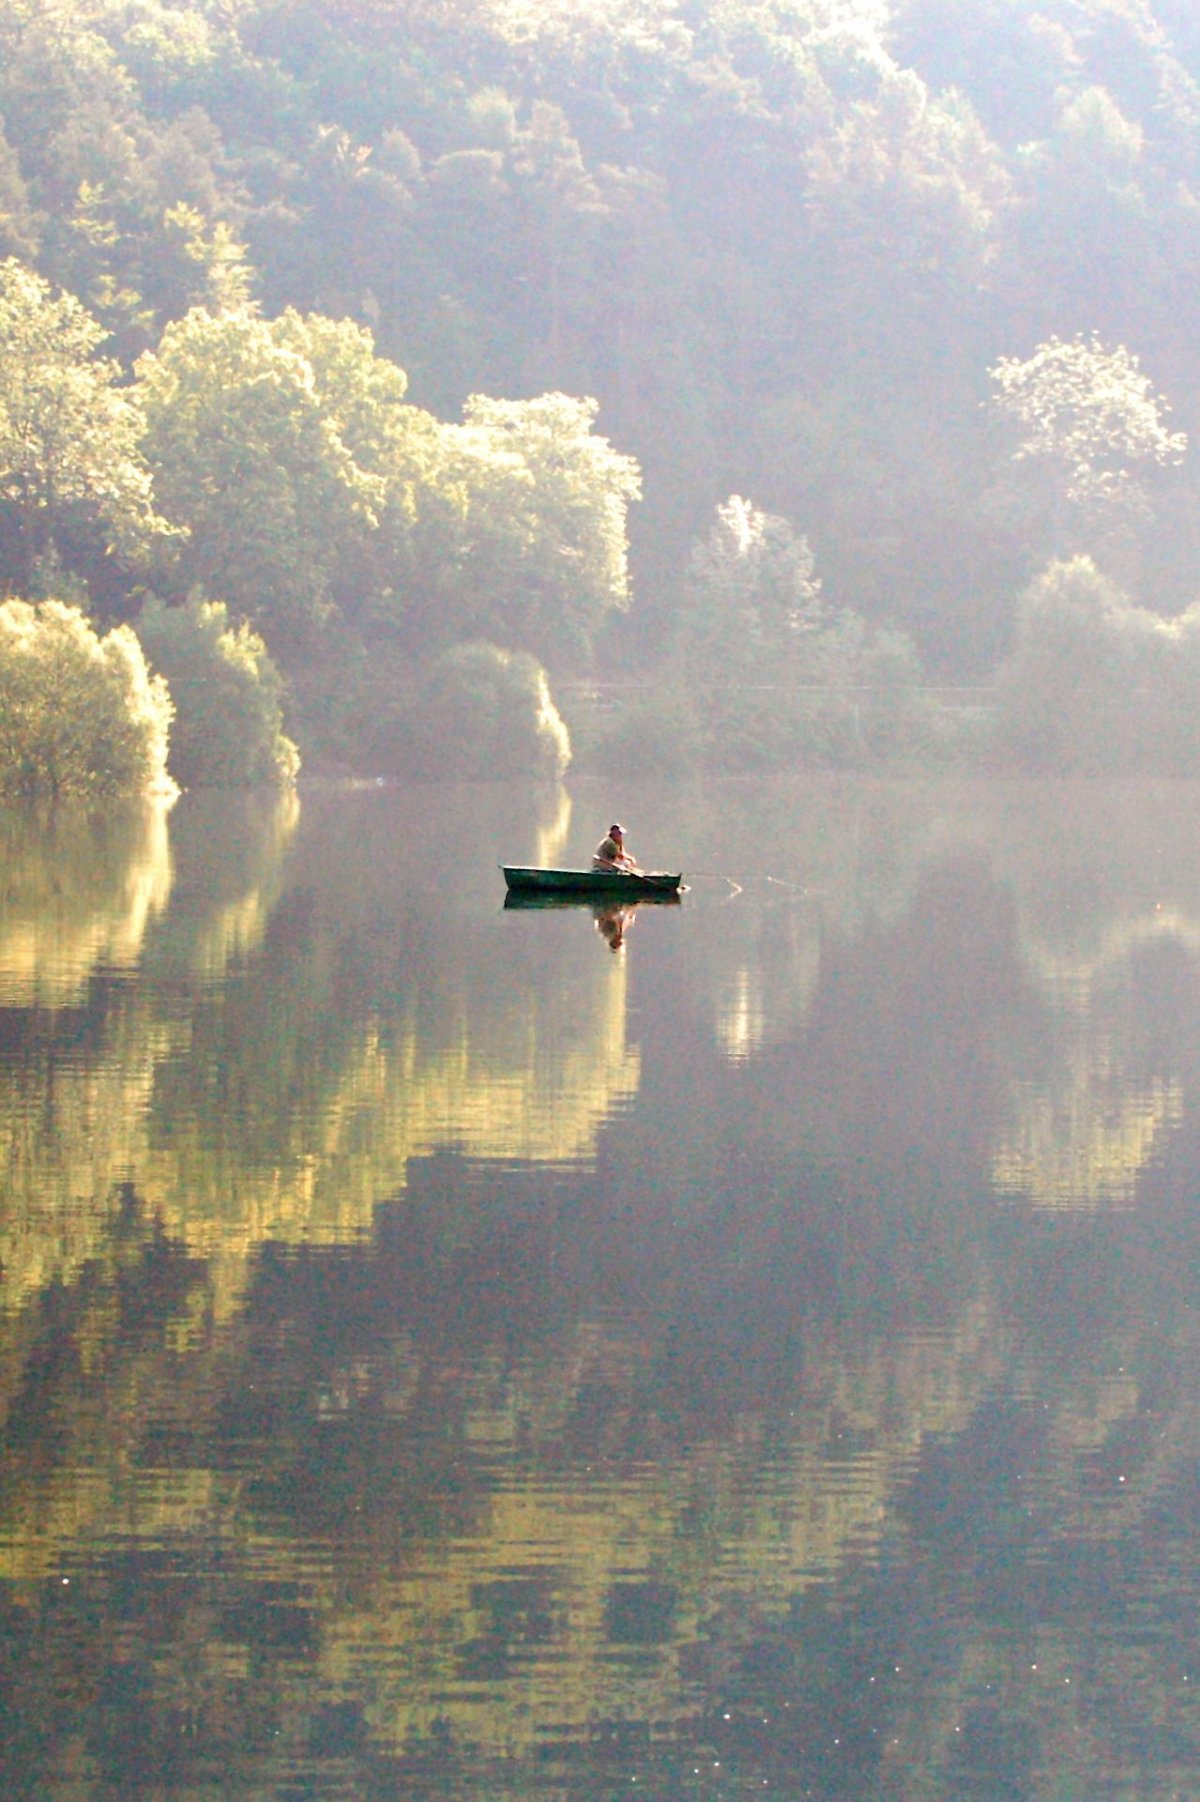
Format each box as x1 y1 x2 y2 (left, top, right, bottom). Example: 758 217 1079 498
593 822 637 872
594 904 634 950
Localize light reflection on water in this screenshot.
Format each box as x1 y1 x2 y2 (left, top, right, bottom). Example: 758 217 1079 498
0 799 175 1006
2 778 1200 1797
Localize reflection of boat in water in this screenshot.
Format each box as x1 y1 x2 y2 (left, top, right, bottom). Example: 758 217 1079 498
503 888 682 911
504 887 681 949
502 867 684 898
504 885 682 949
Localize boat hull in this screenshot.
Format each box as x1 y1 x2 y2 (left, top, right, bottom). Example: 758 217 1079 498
502 866 683 898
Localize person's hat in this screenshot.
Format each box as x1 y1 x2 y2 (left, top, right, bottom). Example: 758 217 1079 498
609 822 624 835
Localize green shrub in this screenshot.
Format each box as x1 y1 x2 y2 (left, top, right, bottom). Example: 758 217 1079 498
994 556 1200 775
572 678 704 777
669 613 928 772
0 598 174 799
297 640 417 776
375 641 571 780
137 593 299 787
695 684 797 771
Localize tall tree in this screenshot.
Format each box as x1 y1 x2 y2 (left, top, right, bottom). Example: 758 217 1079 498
680 492 824 676
424 391 642 668
997 553 1200 775
0 257 163 595
134 303 384 651
988 333 1187 579
0 595 173 798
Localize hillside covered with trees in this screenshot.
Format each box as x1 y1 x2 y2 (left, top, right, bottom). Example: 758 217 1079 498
4 0 1200 782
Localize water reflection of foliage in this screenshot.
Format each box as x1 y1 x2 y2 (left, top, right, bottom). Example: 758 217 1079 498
0 1164 1004 1777
144 785 301 982
988 797 1200 1211
7 1161 1200 1798
140 885 640 1307
0 789 299 1311
994 1043 1183 1211
685 778 1200 1217
0 994 174 1305
0 783 638 1319
754 854 1043 1219
0 798 174 1007
7 780 1200 1796
884 1244 1200 1802
0 1185 212 1583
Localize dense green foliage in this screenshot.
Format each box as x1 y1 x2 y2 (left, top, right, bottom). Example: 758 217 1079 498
0 258 165 597
376 640 573 780
997 556 1200 775
988 335 1188 584
135 592 299 787
680 495 826 679
134 304 389 649
4 0 1200 773
0 597 173 797
642 491 930 770
131 301 639 741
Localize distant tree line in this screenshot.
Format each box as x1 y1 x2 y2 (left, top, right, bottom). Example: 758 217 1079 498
3 0 1200 789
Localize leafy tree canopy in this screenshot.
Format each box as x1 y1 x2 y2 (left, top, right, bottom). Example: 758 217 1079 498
997 553 1200 774
7 0 1200 725
136 590 298 787
681 493 824 674
0 256 165 592
387 638 572 780
134 303 386 645
988 334 1187 566
0 594 173 797
402 391 642 669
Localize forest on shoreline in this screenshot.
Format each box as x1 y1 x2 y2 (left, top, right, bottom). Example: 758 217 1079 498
5 0 1200 788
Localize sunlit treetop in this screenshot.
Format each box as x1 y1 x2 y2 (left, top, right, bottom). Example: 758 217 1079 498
0 257 168 572
989 334 1187 510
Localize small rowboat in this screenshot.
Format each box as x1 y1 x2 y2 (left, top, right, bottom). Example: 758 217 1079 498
502 866 683 898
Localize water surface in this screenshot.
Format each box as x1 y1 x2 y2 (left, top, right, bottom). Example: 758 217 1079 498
3 776 1200 1800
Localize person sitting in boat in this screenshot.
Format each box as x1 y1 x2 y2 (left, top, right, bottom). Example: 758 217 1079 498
593 822 637 872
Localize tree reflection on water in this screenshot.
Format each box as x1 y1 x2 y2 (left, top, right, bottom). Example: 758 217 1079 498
3 778 1200 1800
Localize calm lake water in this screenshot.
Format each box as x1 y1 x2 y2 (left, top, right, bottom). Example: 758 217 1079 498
4 773 1200 1800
